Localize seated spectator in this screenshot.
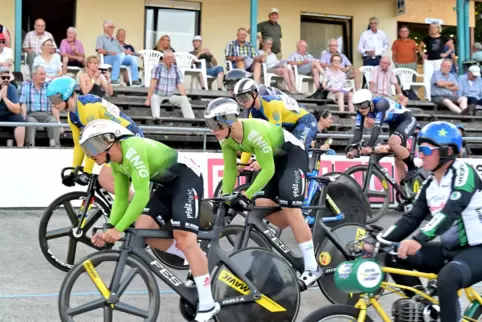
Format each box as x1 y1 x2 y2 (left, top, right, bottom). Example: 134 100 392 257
0 67 24 147
472 42 482 61
288 40 324 89
33 39 62 81
0 24 11 48
431 59 468 114
0 33 13 77
79 55 113 97
321 38 361 90
20 66 61 147
190 35 224 89
456 124 472 158
22 18 56 73
95 20 142 86
225 28 262 82
369 56 408 106
59 27 85 75
145 50 194 120
311 109 335 155
258 38 296 93
457 65 482 115
322 53 354 113
153 34 175 54
116 28 141 57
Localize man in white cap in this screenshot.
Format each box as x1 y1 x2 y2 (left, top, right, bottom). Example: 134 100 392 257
249 8 282 60
457 65 482 115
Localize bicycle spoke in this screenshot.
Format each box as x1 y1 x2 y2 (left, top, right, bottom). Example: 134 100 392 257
103 305 113 322
116 268 139 297
82 210 104 231
45 227 72 240
67 298 105 316
63 201 79 226
79 236 104 250
115 301 149 318
66 237 78 265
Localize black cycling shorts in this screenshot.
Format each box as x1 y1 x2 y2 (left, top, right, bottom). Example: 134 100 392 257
253 142 308 208
389 112 416 147
145 163 203 234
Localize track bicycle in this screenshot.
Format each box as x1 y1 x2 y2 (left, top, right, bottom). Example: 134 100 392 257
302 225 482 322
58 194 301 322
344 137 426 223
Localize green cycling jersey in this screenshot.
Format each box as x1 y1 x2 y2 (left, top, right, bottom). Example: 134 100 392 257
221 118 303 199
108 136 180 232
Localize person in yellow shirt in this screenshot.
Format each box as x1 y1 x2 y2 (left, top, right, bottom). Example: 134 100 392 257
47 76 143 195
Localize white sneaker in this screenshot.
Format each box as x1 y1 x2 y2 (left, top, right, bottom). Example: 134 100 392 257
194 302 220 322
299 269 323 288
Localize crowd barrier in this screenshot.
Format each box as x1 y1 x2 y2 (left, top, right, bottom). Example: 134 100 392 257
0 148 480 208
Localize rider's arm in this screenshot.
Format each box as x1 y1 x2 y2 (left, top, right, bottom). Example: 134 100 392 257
413 164 480 246
244 142 275 199
239 112 254 164
366 111 384 147
351 112 364 144
108 169 130 228
68 115 90 172
222 142 238 195
381 178 432 242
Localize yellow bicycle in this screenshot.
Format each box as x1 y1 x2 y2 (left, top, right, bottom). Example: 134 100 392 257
303 225 482 322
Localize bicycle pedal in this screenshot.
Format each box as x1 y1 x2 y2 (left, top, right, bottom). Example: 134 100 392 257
297 280 308 292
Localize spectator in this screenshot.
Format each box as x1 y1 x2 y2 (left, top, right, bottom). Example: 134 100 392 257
444 45 458 76
456 124 472 158
144 50 194 120
0 33 13 74
288 40 324 89
457 65 482 115
225 28 262 81
258 38 296 93
357 17 389 67
116 29 141 57
322 53 355 113
59 27 85 75
153 34 175 53
431 59 468 114
20 66 61 147
190 35 224 90
472 42 482 61
95 20 142 86
252 8 282 60
391 25 417 72
0 67 24 147
369 56 408 106
311 109 335 155
0 24 12 47
418 23 453 100
79 55 113 97
33 39 62 81
320 38 361 90
23 19 56 73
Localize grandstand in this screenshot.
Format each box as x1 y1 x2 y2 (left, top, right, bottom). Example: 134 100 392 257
1 86 481 154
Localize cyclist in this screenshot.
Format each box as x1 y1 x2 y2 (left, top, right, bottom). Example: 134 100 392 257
204 97 322 287
82 119 220 322
46 76 143 196
347 88 418 182
371 121 482 322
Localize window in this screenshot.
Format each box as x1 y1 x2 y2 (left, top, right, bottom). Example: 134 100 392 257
145 6 201 52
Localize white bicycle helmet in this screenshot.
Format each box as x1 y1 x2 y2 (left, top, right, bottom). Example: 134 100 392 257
204 97 241 130
352 89 373 108
79 119 134 157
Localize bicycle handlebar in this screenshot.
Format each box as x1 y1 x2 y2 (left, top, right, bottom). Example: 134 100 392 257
61 166 84 180
344 140 366 153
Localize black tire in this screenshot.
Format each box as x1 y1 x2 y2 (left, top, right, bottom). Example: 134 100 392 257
58 250 160 322
302 304 374 322
38 191 110 272
344 165 390 223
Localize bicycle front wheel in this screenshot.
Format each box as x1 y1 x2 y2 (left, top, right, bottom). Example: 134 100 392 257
302 304 374 322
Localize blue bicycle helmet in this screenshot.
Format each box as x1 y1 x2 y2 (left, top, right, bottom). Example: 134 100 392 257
47 76 77 105
418 122 462 170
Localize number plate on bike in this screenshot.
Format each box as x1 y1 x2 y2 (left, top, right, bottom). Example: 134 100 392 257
334 258 384 294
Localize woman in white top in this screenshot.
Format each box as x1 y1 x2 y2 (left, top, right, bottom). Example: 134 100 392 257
33 38 62 80
258 38 297 93
322 53 355 113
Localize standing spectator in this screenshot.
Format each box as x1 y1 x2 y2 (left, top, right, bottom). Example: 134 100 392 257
391 25 417 72
225 28 262 81
33 39 62 81
431 59 468 114
320 38 361 90
258 38 296 93
0 25 12 47
144 50 194 120
322 53 355 112
456 124 472 158
369 57 408 106
444 45 458 76
59 27 85 75
357 17 389 67
79 55 113 97
190 35 224 90
0 67 24 147
311 109 335 154
472 42 482 61
153 34 175 53
418 23 453 99
252 8 282 60
20 66 61 147
288 40 325 89
0 33 13 73
23 19 56 73
457 65 482 115
96 20 142 86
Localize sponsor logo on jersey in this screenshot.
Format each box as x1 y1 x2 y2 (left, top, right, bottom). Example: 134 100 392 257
292 169 306 198
125 147 149 178
450 191 462 200
184 188 199 219
185 222 199 231
454 163 469 188
247 130 272 153
421 212 446 234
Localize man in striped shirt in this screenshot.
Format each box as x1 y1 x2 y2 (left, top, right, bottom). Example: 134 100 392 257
22 18 57 73
369 57 408 106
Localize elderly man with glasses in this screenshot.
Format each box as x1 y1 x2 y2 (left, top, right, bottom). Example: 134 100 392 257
0 67 24 147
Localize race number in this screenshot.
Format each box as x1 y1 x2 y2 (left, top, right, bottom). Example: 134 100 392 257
282 96 300 113
101 99 121 117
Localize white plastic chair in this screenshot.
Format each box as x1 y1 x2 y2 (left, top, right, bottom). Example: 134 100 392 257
66 66 82 82
138 50 163 87
292 64 315 93
174 52 207 91
359 66 374 88
393 67 429 100
262 63 284 87
99 53 132 86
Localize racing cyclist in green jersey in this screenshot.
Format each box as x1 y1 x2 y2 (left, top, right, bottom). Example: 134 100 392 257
81 120 220 322
204 97 322 287
370 121 482 322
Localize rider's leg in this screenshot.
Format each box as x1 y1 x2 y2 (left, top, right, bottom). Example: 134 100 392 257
258 199 290 229
98 165 134 200
395 157 406 184
388 134 415 181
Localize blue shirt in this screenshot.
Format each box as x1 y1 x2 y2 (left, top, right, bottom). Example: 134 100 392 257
0 83 19 116
431 70 458 97
457 74 482 100
19 81 51 113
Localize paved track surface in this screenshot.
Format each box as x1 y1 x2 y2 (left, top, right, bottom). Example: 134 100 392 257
0 210 480 322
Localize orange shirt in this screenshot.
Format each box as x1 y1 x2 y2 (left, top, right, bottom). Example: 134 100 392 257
392 38 417 64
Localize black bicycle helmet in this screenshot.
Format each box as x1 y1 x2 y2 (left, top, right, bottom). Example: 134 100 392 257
223 69 252 92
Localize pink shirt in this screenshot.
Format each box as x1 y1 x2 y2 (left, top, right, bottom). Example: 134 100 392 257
370 66 398 96
59 39 85 56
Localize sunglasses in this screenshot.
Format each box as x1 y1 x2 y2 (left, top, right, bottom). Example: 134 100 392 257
320 109 330 118
355 101 371 109
418 146 439 156
205 114 237 131
0 41 5 44
235 92 253 104
0 76 10 80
